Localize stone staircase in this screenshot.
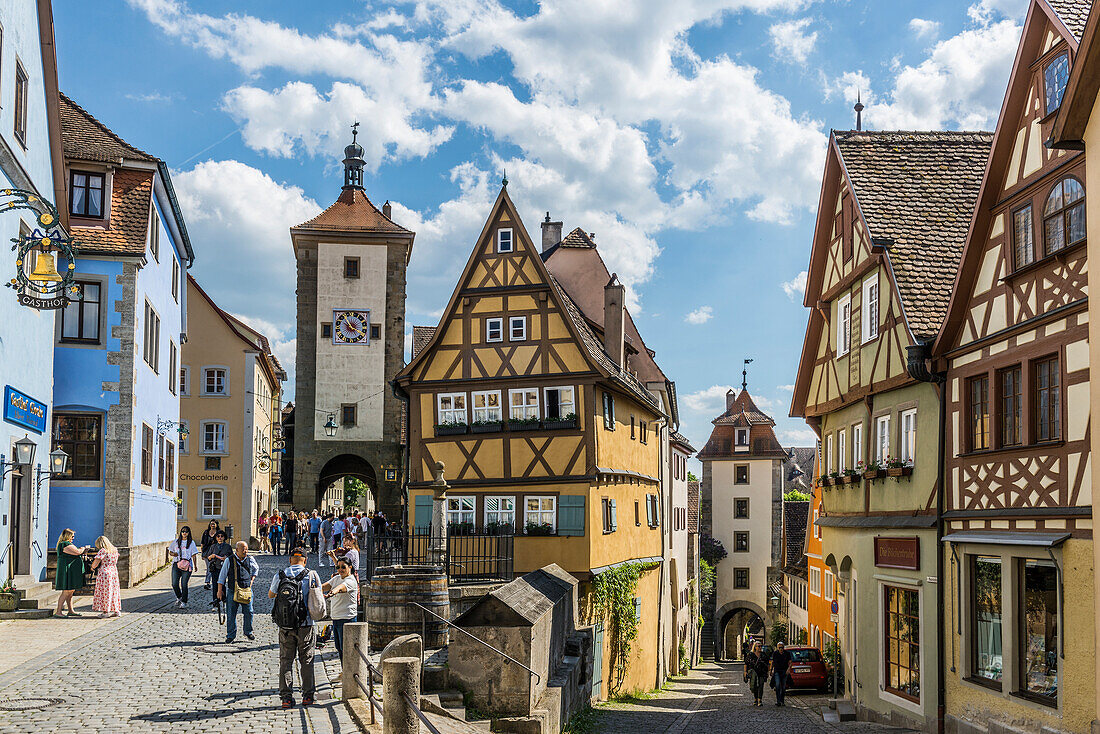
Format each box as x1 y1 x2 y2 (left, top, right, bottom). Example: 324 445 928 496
420 690 492 732
0 575 58 619
700 616 716 659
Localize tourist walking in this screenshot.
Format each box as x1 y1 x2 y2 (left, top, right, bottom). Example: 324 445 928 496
769 640 793 706
323 558 359 664
309 510 321 553
199 519 221 590
90 536 122 618
745 641 769 706
205 530 232 607
258 511 270 553
270 547 322 707
269 513 283 555
332 514 345 549
284 512 299 555
53 528 88 617
319 514 333 566
168 526 201 608
218 541 259 643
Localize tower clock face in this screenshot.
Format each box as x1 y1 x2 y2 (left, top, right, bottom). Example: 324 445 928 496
333 309 370 344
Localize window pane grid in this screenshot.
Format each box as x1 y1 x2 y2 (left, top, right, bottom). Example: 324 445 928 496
884 586 920 701
1000 366 1022 447
1034 357 1060 442
969 375 990 451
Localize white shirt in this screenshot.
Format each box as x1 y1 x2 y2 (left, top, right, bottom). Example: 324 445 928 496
169 539 200 562
328 575 359 620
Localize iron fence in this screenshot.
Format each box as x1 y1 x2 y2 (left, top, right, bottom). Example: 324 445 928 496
358 528 513 584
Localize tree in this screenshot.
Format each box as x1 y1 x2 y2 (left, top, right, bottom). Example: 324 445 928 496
700 534 728 565
344 477 370 508
687 471 699 482
783 489 812 502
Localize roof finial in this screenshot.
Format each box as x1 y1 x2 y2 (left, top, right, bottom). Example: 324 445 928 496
342 123 366 191
351 120 360 143
502 168 508 188
742 358 754 392
854 91 864 132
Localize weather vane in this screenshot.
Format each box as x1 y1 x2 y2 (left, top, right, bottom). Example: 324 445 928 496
351 121 360 142
742 358 753 391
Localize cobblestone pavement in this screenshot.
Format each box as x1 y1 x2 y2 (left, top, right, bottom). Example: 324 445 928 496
0 552 356 733
590 662 917 733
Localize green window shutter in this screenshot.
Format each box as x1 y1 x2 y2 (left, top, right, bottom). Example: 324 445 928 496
558 495 586 536
414 494 433 529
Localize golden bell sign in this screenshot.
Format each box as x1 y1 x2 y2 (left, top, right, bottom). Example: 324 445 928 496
28 251 62 283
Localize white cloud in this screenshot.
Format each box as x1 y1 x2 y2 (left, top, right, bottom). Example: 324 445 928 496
683 384 736 413
777 384 795 392
967 0 1029 25
769 18 818 65
174 159 320 394
781 270 807 300
125 91 173 103
822 70 872 105
684 306 714 324
779 427 818 444
909 18 941 40
227 313 297 388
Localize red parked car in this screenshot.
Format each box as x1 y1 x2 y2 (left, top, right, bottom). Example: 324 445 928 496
785 646 830 691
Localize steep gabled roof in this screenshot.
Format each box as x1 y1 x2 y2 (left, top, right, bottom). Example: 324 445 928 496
188 274 285 384
67 167 153 257
834 131 992 339
560 227 596 248
1051 1 1100 145
698 389 788 460
712 389 775 426
411 326 436 359
292 188 412 235
687 480 700 532
1045 0 1091 40
783 501 810 568
60 92 156 164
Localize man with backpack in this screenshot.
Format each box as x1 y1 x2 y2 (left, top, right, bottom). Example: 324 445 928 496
217 541 259 643
269 547 322 708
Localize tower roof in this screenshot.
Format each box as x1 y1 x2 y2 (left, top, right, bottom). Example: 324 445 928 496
292 188 412 235
697 388 787 460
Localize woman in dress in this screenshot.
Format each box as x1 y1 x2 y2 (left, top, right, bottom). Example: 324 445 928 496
90 536 122 618
258 511 270 553
167 526 200 608
53 528 89 617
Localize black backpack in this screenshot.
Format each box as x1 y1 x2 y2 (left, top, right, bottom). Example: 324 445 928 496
272 569 307 629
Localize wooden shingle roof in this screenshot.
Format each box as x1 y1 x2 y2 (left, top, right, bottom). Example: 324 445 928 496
834 131 992 340
1046 0 1091 40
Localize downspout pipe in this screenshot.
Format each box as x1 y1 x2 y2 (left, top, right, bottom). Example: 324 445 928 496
906 338 947 734
392 379 411 530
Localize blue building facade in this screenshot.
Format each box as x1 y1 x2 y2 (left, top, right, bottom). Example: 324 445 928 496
0 0 66 584
50 94 194 585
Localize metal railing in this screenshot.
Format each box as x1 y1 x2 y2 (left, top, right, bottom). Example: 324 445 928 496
351 641 443 734
359 528 513 583
410 601 540 684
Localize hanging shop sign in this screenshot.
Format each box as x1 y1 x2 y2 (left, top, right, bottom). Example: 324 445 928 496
4 386 47 434
874 536 920 571
1 189 78 310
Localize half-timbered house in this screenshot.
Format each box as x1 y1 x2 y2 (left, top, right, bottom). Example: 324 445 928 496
791 129 991 730
932 1 1095 730
395 185 670 699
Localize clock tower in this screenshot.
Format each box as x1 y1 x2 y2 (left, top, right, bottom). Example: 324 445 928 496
289 127 414 516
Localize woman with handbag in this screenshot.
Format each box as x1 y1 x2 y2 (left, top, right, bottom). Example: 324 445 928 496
53 528 89 617
746 640 770 706
90 535 122 618
168 526 200 608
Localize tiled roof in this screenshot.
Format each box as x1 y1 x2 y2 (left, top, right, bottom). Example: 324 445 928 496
60 92 156 163
712 390 775 426
559 227 596 248
293 188 411 234
783 447 816 494
71 167 153 257
687 480 700 533
550 274 661 411
670 430 696 453
411 325 436 359
1046 0 1090 40
784 500 810 565
834 130 992 339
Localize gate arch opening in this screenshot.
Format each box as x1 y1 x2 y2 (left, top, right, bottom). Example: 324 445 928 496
717 603 767 661
316 454 377 512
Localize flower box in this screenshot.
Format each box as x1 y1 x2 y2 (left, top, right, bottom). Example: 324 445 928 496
841 474 858 485
471 421 503 434
543 418 578 430
508 419 541 431
887 466 913 478
0 593 17 612
435 423 468 436
863 469 882 481
524 522 555 536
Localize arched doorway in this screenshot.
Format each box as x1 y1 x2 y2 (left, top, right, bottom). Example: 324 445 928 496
316 454 378 513
716 601 768 661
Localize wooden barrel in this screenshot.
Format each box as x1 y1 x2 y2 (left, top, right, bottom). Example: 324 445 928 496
367 565 449 649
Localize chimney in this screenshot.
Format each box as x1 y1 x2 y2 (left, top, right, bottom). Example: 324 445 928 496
541 212 563 252
726 389 737 410
603 273 625 368
383 200 393 219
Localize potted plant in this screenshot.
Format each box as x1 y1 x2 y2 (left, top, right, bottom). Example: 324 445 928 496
0 579 17 612
524 521 555 536
829 471 841 486
471 418 503 434
485 521 515 536
863 459 884 481
842 466 861 484
819 473 832 489
543 412 578 430
508 417 541 431
887 458 914 478
447 521 474 536
435 421 468 436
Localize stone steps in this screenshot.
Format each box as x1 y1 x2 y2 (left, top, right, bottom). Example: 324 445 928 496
421 690 492 732
12 575 59 610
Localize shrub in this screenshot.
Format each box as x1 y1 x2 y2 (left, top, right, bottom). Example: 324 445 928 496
700 535 727 565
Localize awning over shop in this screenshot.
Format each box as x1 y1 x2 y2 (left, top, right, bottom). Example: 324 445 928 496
941 530 1071 547
816 514 936 529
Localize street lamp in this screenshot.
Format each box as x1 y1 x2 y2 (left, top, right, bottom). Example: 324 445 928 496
324 413 338 438
13 436 36 466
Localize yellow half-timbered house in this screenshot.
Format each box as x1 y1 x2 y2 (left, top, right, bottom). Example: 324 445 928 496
395 185 668 698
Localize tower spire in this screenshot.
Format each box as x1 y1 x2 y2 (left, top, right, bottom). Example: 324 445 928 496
742 358 753 391
854 91 864 132
342 122 365 191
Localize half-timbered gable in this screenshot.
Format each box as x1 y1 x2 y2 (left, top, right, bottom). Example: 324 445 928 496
933 2 1096 729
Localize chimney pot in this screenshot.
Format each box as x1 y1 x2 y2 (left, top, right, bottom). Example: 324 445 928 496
383 200 392 218
541 213 563 253
726 389 737 410
603 273 626 368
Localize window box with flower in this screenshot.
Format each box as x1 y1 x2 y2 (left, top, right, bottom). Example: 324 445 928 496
435 421 468 436
863 460 884 481
471 419 503 434
841 466 862 484
508 417 542 431
0 579 17 612
524 521 555 536
886 458 914 478
543 413 578 430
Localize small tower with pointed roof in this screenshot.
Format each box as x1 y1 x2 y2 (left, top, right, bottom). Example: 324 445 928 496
289 127 415 516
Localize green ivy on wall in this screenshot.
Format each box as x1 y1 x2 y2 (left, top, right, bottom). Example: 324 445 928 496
588 561 658 695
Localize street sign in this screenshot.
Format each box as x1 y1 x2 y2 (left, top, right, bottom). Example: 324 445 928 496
831 599 839 614
830 613 838 622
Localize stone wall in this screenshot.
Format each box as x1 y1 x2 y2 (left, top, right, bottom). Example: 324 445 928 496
120 540 169 587
103 264 138 548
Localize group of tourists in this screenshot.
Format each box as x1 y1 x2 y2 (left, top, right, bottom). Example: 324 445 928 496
256 508 398 557
744 640 795 707
52 527 122 618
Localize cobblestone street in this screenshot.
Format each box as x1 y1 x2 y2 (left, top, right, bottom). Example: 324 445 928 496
589 663 916 734
0 553 354 734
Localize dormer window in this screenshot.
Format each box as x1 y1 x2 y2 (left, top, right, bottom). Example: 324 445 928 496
735 428 749 451
70 171 105 218
1043 52 1070 115
497 228 513 253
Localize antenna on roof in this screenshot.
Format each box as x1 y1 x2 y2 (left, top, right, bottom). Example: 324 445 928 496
854 91 864 132
742 358 754 391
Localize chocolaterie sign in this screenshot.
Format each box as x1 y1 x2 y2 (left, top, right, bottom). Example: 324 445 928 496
874 536 920 571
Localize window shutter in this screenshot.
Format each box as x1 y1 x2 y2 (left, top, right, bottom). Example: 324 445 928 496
414 495 433 529
645 495 654 526
558 495 585 536
609 499 617 531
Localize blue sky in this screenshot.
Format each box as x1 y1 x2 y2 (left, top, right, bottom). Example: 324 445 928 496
53 0 1030 463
